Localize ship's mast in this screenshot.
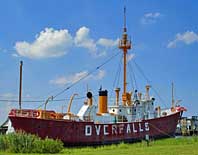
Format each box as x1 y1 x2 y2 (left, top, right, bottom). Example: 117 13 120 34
119 7 131 105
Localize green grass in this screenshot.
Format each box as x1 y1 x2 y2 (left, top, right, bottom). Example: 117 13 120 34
0 136 198 155
0 132 63 154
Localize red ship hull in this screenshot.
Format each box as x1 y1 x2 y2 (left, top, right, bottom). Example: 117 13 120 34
9 111 181 146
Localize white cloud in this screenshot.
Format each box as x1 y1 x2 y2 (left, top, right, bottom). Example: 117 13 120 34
14 26 118 59
97 70 105 79
167 31 198 48
74 26 97 53
97 38 118 47
50 76 68 86
15 28 73 59
74 27 118 57
90 70 106 80
145 12 161 18
12 53 20 57
126 53 135 62
50 71 88 86
50 69 105 86
95 50 107 57
141 12 161 24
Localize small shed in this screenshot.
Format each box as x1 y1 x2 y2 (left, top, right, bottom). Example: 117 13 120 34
0 118 9 134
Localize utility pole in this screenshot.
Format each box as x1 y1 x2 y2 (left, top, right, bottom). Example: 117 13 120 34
172 82 175 108
19 61 23 110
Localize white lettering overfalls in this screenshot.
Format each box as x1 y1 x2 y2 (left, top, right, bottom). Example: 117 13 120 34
126 124 131 133
95 125 101 136
85 125 92 136
139 123 143 132
85 122 150 136
119 124 124 134
112 125 117 135
104 125 109 135
145 122 149 131
132 123 137 133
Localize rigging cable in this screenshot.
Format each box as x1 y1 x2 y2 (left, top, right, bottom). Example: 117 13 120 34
0 49 121 109
128 61 138 90
25 47 120 101
0 48 120 106
116 54 123 88
132 59 167 108
127 63 135 91
133 60 151 83
52 50 121 99
109 54 123 100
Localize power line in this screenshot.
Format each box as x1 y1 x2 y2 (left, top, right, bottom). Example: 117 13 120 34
0 96 87 103
0 99 43 103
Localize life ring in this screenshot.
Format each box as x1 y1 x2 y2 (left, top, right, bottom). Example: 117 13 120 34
50 113 56 119
33 111 40 118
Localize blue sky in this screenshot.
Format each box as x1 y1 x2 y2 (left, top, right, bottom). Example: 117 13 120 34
0 0 198 124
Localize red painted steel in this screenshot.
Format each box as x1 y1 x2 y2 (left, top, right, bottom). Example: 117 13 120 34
8 109 183 145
